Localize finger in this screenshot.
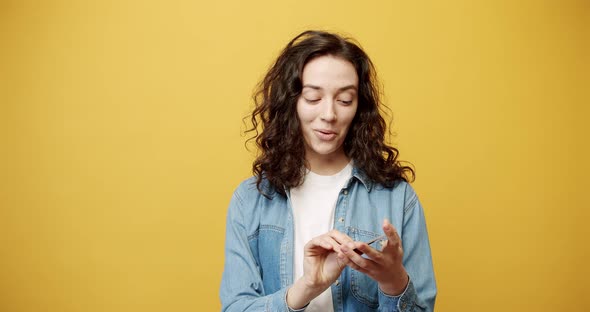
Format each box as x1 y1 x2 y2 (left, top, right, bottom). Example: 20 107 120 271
340 245 364 273
328 229 354 245
346 259 364 273
382 219 401 249
340 242 376 273
320 236 344 253
337 251 351 266
306 237 332 251
354 243 384 262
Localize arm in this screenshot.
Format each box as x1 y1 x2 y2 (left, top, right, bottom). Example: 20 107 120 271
220 189 349 311
340 186 437 311
374 188 437 311
219 190 295 311
390 187 437 311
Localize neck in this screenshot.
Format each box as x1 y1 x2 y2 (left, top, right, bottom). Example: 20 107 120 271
305 149 351 176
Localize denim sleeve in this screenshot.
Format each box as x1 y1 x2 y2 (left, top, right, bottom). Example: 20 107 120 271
377 185 437 312
376 276 417 311
220 189 303 312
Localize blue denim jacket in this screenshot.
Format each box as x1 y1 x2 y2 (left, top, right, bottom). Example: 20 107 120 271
220 167 436 311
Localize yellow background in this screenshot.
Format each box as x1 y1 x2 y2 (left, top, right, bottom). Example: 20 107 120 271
1 0 588 311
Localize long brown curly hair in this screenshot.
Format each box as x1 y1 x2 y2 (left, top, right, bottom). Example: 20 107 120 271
246 30 414 196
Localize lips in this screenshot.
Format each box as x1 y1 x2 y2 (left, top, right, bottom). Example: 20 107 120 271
314 129 337 141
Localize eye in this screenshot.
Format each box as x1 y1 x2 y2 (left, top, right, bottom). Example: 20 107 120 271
305 98 321 104
339 100 353 105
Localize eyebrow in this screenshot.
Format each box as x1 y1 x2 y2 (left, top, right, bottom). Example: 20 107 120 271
302 84 358 92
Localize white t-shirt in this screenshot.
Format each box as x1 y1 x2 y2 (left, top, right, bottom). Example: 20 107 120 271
290 162 353 312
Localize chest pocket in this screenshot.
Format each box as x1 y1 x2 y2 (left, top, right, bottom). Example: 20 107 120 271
248 224 284 295
347 226 382 309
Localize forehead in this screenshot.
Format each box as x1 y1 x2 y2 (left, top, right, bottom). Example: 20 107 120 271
301 55 358 90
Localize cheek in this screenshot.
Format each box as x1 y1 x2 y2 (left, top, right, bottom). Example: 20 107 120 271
339 107 358 129
296 103 316 124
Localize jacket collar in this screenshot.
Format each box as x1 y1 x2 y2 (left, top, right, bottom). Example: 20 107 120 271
276 165 374 197
351 166 373 192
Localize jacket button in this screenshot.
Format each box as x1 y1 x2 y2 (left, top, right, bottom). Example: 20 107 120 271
343 189 348 195
334 280 340 286
338 217 345 223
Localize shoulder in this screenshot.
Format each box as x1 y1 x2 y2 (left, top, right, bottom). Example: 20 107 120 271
228 176 289 231
371 179 420 211
232 176 261 204
231 175 282 206
226 177 263 226
352 166 417 201
234 176 258 195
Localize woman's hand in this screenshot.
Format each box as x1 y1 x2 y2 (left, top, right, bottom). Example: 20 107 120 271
302 230 353 289
340 219 409 296
287 230 353 309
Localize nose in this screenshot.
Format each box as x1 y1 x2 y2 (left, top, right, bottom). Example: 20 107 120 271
319 99 336 122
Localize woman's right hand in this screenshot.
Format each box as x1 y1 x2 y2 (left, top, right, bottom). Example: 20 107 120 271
287 230 353 309
302 230 353 288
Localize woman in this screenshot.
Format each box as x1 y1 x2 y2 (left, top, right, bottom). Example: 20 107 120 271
220 30 436 312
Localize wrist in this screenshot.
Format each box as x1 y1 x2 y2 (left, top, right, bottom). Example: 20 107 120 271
379 272 409 296
287 277 325 310
301 275 329 292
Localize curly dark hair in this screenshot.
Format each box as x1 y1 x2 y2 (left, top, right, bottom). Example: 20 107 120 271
246 30 414 196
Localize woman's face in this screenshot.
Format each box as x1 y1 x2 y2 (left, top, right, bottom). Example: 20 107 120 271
296 55 359 163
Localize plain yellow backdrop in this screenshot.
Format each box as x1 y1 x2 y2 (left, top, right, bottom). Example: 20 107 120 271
1 0 588 311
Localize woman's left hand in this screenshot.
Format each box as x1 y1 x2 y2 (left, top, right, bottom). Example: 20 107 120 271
339 219 409 296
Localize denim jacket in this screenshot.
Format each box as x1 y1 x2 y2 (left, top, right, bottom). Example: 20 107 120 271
220 167 436 311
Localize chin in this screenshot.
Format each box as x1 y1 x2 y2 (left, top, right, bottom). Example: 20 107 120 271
312 150 337 156
309 144 340 156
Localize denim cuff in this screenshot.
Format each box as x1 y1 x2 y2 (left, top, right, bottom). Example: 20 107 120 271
377 276 417 311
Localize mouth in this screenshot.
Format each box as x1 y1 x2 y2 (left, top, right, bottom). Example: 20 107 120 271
314 129 338 141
